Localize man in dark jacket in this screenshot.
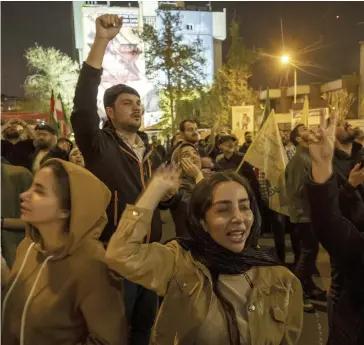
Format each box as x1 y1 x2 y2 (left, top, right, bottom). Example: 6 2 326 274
306 112 364 345
179 119 217 157
1 119 37 171
239 131 253 154
285 124 325 311
215 135 261 200
71 14 174 345
326 118 364 331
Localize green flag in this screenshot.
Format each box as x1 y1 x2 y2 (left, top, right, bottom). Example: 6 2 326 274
260 87 270 129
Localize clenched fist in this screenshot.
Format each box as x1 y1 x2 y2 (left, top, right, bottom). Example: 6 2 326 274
95 14 123 41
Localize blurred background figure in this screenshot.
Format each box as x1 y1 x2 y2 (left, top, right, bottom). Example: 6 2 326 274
239 131 253 154
69 147 85 168
1 157 33 267
1 119 37 171
151 134 166 162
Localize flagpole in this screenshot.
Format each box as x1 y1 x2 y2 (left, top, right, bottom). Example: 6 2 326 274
235 155 245 174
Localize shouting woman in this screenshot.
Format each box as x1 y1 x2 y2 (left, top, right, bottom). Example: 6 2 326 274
106 165 303 345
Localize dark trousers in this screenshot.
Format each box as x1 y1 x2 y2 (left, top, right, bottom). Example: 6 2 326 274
269 210 286 262
286 217 301 264
269 211 301 264
294 223 319 294
123 279 158 345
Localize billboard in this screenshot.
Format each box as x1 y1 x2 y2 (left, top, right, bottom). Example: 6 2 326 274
81 6 161 127
290 108 329 128
232 105 254 142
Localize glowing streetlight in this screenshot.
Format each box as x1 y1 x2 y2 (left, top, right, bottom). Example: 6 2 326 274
281 54 297 103
281 55 290 64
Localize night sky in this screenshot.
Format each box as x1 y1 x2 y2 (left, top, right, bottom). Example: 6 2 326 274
1 1 364 97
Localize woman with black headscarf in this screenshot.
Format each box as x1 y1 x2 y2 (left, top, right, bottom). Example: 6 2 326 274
106 166 303 345
161 142 204 238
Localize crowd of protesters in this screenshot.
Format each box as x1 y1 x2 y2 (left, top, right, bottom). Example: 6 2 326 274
1 14 364 345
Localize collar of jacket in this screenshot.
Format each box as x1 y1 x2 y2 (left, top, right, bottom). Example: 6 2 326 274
334 148 352 160
295 145 310 155
151 241 295 345
103 125 153 163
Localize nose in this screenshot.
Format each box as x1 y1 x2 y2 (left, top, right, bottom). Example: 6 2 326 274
20 189 31 201
231 207 244 223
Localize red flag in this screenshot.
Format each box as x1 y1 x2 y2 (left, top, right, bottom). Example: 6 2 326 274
56 94 71 137
48 90 58 134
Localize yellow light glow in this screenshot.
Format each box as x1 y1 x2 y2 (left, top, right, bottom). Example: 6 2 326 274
281 55 290 64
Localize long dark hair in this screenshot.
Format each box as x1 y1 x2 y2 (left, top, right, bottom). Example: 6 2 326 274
177 171 280 345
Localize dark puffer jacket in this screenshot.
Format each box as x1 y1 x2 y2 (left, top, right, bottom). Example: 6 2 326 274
306 175 364 345
71 62 165 243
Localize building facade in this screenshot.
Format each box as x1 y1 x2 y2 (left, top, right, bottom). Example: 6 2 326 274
72 1 226 127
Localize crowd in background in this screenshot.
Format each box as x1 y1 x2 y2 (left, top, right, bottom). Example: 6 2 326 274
2 14 364 345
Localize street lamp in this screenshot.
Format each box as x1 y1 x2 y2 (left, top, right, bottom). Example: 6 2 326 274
281 55 297 103
281 55 290 64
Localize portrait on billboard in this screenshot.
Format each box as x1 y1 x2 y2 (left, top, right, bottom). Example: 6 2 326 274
232 105 254 142
81 6 161 126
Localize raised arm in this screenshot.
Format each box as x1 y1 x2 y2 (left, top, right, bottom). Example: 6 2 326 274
106 165 181 296
71 15 123 153
306 111 364 269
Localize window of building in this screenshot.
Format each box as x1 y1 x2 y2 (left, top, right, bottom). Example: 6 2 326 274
144 16 156 27
186 24 194 30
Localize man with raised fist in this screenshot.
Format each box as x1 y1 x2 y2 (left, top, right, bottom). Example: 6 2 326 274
71 14 170 345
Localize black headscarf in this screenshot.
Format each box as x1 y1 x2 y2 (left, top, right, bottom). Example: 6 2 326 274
176 171 280 276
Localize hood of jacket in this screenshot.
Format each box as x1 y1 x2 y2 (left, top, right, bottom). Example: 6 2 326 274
27 159 111 258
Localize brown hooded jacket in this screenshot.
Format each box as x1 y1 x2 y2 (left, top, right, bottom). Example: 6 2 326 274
2 159 127 345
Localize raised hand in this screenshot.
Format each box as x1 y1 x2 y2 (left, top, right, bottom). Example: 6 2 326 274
181 158 200 179
308 110 337 163
348 163 364 188
136 164 181 210
152 163 181 196
95 14 123 41
308 109 337 183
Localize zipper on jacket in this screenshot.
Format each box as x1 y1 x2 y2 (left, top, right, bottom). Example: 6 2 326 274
114 190 118 226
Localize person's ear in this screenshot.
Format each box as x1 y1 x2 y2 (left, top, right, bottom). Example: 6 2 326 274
105 106 115 120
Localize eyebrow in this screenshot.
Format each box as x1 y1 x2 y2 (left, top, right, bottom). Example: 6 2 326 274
212 198 249 206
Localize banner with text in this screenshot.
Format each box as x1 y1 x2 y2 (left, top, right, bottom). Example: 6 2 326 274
244 110 289 215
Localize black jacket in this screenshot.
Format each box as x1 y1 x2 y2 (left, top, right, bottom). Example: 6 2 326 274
330 147 364 306
306 175 364 345
40 147 70 166
161 176 195 238
215 153 261 201
71 63 164 243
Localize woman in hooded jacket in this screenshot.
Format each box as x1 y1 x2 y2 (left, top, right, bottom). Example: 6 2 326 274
161 143 205 238
2 159 127 345
106 165 303 345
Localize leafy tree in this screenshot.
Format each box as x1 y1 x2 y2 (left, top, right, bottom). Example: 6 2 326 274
200 20 258 127
135 10 207 132
322 89 356 120
24 44 79 120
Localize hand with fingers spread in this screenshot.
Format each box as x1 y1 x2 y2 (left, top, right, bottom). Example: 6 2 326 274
137 164 181 210
309 109 337 183
95 14 123 41
348 163 364 188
